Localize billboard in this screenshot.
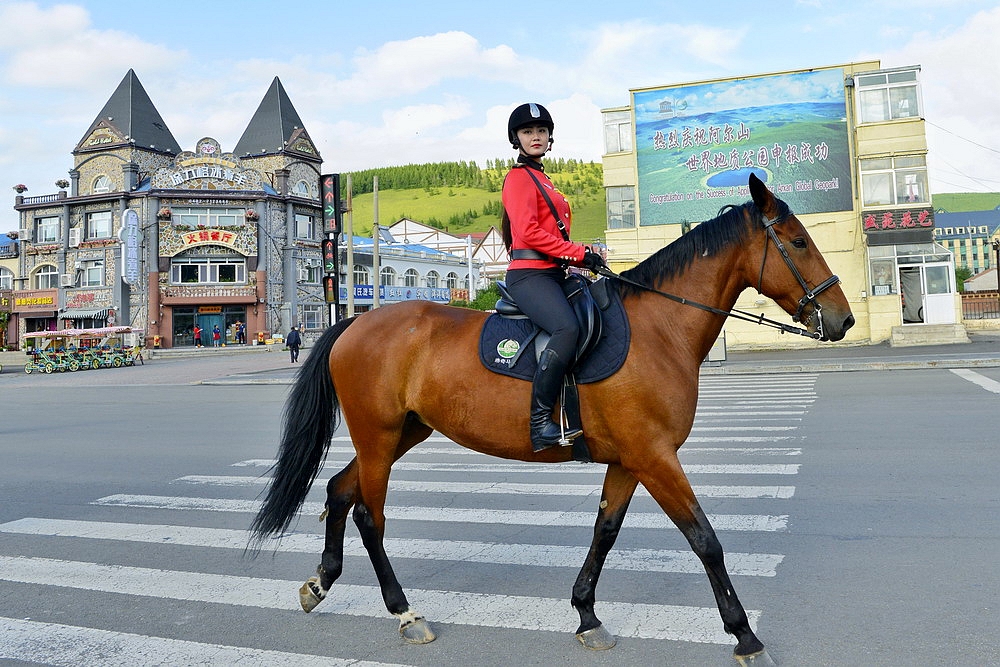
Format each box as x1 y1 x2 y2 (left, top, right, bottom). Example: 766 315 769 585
634 67 853 226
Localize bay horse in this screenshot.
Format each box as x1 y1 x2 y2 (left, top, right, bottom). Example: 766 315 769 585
249 174 854 665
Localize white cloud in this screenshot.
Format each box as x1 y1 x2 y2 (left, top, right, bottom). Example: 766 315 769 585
0 2 183 88
888 6 1000 191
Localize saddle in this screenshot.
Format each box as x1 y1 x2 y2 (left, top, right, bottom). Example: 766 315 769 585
478 274 631 462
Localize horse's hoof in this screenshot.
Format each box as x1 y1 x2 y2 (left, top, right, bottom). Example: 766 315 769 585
576 624 617 650
397 611 436 644
298 577 327 613
735 648 777 666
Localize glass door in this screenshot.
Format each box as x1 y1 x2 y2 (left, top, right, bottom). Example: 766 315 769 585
898 263 955 324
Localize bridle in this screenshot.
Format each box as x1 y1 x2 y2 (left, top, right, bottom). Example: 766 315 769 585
597 207 840 340
757 211 841 340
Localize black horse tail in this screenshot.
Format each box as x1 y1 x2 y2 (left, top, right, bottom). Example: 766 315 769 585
249 317 357 549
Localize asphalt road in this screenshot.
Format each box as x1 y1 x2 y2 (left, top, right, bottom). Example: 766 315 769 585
1 356 998 666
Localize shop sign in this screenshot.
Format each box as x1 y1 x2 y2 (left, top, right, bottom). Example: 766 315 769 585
343 285 451 303
180 229 239 250
198 306 222 314
0 290 12 312
13 289 58 313
65 291 102 309
120 209 141 285
862 208 934 232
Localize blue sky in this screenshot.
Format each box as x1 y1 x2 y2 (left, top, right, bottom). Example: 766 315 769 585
1 0 999 223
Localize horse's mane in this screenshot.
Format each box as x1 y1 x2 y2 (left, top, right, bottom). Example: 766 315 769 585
615 198 789 297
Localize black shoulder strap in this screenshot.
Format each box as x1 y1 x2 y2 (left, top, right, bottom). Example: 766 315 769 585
521 167 571 242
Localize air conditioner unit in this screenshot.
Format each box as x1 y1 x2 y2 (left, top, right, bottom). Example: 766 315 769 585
68 228 81 247
19 227 32 242
60 273 76 287
297 266 310 282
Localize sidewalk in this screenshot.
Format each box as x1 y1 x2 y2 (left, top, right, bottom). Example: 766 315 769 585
4 331 998 385
702 330 1000 375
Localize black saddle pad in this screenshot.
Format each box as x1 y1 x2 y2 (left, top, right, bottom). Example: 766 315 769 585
479 284 630 383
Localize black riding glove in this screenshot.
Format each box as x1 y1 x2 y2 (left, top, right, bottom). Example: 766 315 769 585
581 251 605 272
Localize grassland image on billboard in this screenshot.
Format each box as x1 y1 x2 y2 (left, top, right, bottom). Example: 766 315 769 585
634 67 852 226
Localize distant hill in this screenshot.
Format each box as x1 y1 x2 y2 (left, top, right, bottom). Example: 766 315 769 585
932 192 1000 213
343 159 609 245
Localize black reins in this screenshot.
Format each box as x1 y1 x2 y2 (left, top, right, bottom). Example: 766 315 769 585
595 210 840 340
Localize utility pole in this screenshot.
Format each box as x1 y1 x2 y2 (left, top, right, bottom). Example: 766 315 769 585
372 175 380 309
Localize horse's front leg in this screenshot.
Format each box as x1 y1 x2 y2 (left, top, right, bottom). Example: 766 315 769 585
635 454 775 666
299 460 358 613
572 463 639 650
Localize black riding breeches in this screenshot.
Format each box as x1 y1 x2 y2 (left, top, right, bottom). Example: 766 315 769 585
505 268 580 363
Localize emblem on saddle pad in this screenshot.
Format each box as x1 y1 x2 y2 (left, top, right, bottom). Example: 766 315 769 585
495 338 519 362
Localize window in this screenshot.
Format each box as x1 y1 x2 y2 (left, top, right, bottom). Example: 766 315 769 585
445 272 459 289
93 175 112 194
860 155 928 207
603 110 633 154
295 213 315 239
34 265 59 289
403 268 419 287
293 180 310 197
856 68 921 123
36 216 59 243
302 305 323 329
380 267 396 286
87 211 113 239
426 270 439 288
170 257 247 284
81 259 103 287
300 264 321 284
0 267 12 289
172 207 244 227
606 186 636 229
353 265 370 285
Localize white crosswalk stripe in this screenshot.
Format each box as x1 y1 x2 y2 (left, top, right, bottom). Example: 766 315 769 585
0 373 814 663
0 617 410 667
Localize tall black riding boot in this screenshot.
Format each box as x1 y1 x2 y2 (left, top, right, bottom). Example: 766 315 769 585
530 348 583 452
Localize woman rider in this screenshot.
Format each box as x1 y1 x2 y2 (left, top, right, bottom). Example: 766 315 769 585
501 102 606 452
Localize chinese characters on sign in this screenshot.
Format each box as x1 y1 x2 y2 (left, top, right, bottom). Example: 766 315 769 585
634 67 853 225
862 208 934 231
180 229 238 247
120 209 141 285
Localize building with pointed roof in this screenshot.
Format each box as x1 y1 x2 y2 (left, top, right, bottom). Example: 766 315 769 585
8 71 482 350
11 71 329 348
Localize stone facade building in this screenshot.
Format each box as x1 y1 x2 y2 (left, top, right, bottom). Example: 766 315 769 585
12 70 327 347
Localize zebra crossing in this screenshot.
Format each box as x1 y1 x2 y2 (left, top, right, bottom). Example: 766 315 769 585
0 374 817 665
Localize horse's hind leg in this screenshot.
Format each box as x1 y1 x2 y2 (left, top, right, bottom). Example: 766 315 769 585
299 460 358 613
352 418 435 643
637 455 775 666
353 485 436 644
572 463 639 650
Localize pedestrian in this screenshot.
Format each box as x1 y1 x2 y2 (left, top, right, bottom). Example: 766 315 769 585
501 102 606 452
193 325 202 348
237 321 246 345
212 325 221 347
286 325 302 363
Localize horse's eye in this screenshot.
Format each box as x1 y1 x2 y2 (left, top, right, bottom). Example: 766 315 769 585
791 238 807 249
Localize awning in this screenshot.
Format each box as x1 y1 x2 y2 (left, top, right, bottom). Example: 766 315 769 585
60 308 110 320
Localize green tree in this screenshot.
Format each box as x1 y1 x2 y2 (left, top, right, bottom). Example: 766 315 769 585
955 265 974 292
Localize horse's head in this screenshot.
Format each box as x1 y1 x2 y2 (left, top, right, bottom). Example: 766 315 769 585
748 173 854 342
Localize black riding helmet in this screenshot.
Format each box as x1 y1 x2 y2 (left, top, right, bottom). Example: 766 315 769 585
508 102 554 149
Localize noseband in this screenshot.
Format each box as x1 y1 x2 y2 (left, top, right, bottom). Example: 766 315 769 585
757 212 841 339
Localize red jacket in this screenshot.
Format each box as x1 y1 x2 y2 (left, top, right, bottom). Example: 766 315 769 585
502 164 586 271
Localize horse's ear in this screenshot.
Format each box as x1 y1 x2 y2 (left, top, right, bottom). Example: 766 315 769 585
748 173 776 217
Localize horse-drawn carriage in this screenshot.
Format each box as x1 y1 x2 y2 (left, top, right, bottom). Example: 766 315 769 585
23 326 144 374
